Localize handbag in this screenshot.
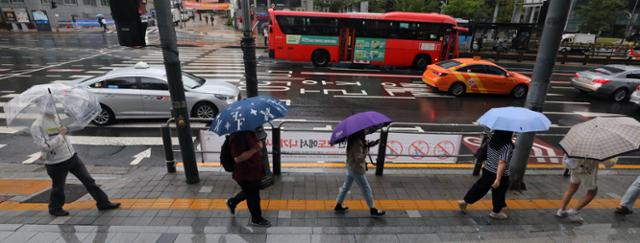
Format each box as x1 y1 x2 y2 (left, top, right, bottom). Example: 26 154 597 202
474 142 488 162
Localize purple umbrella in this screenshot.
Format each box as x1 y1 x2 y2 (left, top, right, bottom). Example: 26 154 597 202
330 111 392 145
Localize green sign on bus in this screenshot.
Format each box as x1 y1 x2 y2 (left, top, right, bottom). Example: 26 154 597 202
286 35 339 46
354 38 386 62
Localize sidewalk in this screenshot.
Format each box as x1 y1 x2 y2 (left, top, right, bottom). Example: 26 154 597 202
0 162 640 242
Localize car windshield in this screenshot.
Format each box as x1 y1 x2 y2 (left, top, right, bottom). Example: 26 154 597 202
592 66 625 75
436 60 462 69
182 72 206 89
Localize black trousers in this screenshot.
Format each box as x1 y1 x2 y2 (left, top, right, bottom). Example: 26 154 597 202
228 180 262 221
45 154 110 211
463 168 509 213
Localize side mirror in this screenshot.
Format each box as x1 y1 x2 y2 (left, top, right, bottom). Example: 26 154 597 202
505 72 511 77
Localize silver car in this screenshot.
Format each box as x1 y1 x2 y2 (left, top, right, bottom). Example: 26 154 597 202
630 85 640 105
571 65 640 102
76 62 240 125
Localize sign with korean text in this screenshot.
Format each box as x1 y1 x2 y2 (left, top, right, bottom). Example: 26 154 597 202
286 35 339 46
354 38 386 62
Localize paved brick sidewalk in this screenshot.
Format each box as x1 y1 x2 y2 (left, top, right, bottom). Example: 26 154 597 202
0 165 639 242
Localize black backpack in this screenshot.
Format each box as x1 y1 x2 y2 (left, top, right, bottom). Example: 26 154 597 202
220 137 235 172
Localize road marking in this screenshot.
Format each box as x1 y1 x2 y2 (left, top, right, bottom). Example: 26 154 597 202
45 75 63 78
1 93 18 98
85 70 107 74
0 90 14 93
334 95 415 100
551 86 575 90
99 67 117 70
0 49 119 81
22 152 41 164
0 144 5 150
197 74 243 78
574 112 625 117
182 69 246 73
0 127 24 134
48 68 84 72
130 148 151 165
68 136 180 146
301 71 422 79
69 75 94 79
545 100 590 105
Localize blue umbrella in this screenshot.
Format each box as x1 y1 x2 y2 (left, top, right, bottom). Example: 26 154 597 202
477 106 551 132
210 96 287 135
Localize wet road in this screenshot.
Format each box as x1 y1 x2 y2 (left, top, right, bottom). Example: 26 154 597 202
0 32 639 167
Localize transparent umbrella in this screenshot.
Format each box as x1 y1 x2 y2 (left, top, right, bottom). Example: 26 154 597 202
4 83 101 133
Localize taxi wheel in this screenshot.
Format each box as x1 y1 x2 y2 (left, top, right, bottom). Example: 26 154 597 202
92 104 115 126
449 82 466 96
511 85 528 99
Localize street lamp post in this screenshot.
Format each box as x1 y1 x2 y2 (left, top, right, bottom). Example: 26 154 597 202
153 0 200 184
509 0 572 190
241 0 259 97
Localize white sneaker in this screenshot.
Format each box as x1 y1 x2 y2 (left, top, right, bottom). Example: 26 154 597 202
566 209 580 216
489 212 508 219
556 209 568 217
457 200 468 213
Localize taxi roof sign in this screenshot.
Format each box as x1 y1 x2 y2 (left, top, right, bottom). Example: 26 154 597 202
473 56 481 61
134 61 150 69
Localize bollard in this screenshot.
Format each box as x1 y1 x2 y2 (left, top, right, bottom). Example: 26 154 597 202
517 51 523 63
583 54 589 65
161 124 176 173
495 51 500 62
272 126 281 175
472 133 489 176
626 56 632 65
561 52 567 64
375 127 389 176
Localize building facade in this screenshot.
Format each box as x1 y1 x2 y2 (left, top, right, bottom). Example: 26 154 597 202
0 0 111 31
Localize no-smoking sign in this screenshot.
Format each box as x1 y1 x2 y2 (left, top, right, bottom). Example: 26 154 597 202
433 140 456 160
408 140 430 160
386 140 403 160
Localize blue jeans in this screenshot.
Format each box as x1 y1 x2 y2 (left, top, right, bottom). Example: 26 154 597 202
336 169 375 208
621 176 640 209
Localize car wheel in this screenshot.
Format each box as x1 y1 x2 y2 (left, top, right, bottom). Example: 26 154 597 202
311 50 330 67
192 102 218 119
449 82 466 96
412 55 431 70
92 104 115 126
511 85 528 99
612 88 630 102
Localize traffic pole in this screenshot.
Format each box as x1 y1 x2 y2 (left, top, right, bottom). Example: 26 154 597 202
153 0 199 184
241 0 259 98
509 0 571 191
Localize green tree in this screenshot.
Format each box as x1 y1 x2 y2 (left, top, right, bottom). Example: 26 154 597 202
576 0 626 35
496 0 515 22
315 0 360 12
394 0 442 13
442 0 491 21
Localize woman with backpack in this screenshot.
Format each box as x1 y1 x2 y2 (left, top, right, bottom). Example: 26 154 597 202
334 130 386 216
458 130 514 219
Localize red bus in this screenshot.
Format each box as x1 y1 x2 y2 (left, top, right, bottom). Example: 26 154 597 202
267 9 466 70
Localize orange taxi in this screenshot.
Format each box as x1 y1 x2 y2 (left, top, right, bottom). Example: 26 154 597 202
422 58 531 98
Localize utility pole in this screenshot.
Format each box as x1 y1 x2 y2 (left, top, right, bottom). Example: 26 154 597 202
509 0 571 191
241 0 259 97
622 0 640 45
153 0 200 184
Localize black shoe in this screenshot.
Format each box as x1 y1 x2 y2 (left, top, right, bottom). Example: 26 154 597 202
370 208 386 216
615 206 633 215
226 199 236 215
249 218 271 227
97 202 121 211
334 203 349 213
49 209 70 217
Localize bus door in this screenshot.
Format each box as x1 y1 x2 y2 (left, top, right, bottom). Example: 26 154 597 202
440 30 454 61
339 28 355 61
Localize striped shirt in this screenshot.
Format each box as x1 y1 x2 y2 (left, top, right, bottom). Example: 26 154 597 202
484 143 513 176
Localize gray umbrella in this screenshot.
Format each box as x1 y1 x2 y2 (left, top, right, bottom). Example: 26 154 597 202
559 117 640 161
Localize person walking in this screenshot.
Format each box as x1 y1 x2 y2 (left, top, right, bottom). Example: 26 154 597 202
556 155 617 220
204 14 209 25
31 103 120 217
615 175 640 215
263 25 269 47
225 131 271 227
458 130 514 219
334 130 385 216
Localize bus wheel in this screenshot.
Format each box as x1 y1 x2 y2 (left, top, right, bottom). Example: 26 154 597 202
312 50 330 67
412 55 431 70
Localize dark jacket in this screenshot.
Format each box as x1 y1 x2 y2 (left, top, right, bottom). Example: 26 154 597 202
229 131 265 183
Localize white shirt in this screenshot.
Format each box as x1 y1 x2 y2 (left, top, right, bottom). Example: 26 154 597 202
30 117 75 164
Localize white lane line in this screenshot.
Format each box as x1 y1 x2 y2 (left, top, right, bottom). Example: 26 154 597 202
22 152 41 164
85 71 107 74
182 70 246 73
196 74 244 78
1 93 18 98
545 100 590 105
99 67 117 70
69 75 94 79
574 112 625 118
0 90 14 93
0 49 119 81
334 95 415 100
130 148 151 165
551 86 576 90
68 136 180 146
0 144 5 150
301 71 422 79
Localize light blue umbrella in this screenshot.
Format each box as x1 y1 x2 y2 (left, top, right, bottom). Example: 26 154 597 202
210 96 287 135
477 106 551 132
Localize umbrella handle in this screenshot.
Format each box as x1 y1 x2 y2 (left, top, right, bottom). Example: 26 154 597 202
48 88 73 155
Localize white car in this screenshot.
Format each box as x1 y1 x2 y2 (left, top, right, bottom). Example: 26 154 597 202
75 62 240 125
